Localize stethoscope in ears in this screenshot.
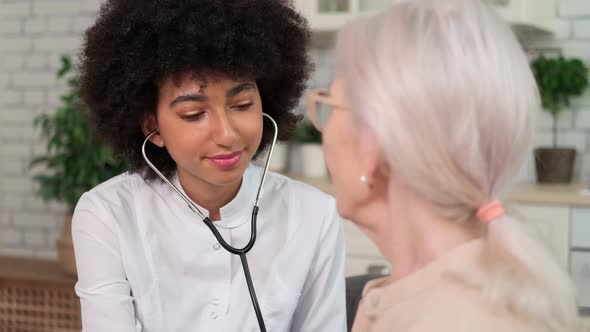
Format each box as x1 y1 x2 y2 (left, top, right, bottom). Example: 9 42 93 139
141 113 278 332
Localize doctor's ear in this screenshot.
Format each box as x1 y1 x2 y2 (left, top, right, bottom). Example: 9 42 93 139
141 114 165 148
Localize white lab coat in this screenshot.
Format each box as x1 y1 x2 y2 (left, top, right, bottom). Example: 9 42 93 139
72 165 346 332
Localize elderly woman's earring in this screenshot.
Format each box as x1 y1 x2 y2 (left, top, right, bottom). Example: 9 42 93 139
360 175 373 190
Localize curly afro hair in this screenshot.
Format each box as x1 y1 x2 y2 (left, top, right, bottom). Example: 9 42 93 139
79 0 312 180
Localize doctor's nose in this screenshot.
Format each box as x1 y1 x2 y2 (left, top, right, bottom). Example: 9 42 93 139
210 111 240 147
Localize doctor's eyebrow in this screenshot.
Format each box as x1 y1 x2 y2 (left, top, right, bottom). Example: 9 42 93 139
169 93 208 107
169 82 257 107
226 82 257 98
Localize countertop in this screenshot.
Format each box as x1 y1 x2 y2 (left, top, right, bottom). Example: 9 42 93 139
507 183 590 207
285 173 590 207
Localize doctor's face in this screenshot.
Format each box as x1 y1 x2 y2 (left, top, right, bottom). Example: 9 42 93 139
150 72 263 188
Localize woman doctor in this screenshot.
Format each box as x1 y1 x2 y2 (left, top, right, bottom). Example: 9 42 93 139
72 0 346 331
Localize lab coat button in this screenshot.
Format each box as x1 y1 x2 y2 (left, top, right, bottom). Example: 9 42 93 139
369 294 380 308
211 297 220 305
213 243 221 250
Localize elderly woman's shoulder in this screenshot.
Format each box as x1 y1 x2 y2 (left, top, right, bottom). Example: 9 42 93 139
412 282 550 332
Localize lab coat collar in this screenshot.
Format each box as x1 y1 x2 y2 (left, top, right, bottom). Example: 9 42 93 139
171 164 260 229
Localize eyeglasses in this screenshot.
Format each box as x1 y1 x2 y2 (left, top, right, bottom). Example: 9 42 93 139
306 89 348 131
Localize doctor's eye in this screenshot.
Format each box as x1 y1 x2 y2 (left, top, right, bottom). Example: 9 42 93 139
231 102 254 111
179 111 207 121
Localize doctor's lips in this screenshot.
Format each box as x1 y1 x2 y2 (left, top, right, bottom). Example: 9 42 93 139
207 150 243 168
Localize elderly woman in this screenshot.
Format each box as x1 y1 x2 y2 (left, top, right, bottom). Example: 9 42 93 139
308 0 580 331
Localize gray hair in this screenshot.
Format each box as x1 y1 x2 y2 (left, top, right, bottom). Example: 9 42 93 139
336 0 579 330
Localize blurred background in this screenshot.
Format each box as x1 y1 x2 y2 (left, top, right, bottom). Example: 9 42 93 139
2 0 590 260
1 0 590 330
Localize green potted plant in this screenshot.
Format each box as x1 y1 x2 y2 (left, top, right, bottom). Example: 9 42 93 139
531 55 589 183
293 120 326 178
30 55 128 275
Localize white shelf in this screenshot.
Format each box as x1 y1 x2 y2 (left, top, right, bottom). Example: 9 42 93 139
295 0 557 34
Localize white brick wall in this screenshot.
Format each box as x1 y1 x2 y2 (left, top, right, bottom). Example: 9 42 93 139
560 0 590 17
1 0 590 258
25 55 50 70
574 108 590 129
0 19 22 34
573 19 590 39
4 37 32 52
33 1 83 16
0 0 103 258
33 36 82 52
47 17 73 33
537 110 575 130
24 18 46 34
0 3 32 17
554 19 572 40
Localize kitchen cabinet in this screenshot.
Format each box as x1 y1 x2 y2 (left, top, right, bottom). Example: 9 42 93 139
294 0 394 31
294 0 556 33
571 251 590 308
485 0 556 33
506 203 570 270
343 222 389 276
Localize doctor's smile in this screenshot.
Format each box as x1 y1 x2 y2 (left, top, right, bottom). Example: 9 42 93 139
206 150 244 169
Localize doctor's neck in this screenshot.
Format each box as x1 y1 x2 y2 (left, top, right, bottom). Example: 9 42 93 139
176 168 243 221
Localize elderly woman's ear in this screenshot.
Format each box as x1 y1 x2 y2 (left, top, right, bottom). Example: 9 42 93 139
358 133 388 192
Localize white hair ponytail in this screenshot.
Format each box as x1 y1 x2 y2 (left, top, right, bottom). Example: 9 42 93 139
483 216 579 331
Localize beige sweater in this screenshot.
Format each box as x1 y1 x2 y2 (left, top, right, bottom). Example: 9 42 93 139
351 240 547 332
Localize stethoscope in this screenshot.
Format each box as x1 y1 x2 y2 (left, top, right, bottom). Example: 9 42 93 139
141 113 278 332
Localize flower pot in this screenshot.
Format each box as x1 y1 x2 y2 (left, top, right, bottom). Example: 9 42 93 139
300 143 327 178
253 141 289 172
57 215 77 276
534 147 576 184
268 141 289 173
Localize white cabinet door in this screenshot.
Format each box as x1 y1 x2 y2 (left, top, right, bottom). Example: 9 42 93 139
507 204 570 270
342 221 388 276
297 0 557 33
295 0 394 31
343 222 382 257
483 0 556 33
571 251 590 308
571 208 590 249
358 0 391 11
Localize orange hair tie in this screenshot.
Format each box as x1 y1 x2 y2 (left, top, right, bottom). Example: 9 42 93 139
476 200 505 223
